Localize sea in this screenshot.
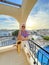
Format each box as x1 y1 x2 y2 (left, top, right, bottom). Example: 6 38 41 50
0 30 14 36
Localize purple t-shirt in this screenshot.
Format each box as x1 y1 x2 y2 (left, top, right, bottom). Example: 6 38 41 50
21 30 29 37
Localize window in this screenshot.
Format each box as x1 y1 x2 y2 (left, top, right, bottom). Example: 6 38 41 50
0 0 23 8
6 0 22 5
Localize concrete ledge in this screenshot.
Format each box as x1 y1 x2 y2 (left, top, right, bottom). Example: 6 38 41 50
0 44 17 53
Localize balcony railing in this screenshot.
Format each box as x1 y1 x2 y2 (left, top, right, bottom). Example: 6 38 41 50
0 36 16 47
28 39 49 65
0 36 49 65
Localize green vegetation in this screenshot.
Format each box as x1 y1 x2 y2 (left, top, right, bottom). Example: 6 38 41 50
32 38 34 40
12 30 19 36
42 36 49 41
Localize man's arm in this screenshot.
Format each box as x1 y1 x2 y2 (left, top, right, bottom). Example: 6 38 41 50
17 31 25 41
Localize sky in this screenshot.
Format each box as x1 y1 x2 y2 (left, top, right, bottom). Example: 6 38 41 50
0 0 49 30
26 0 49 30
0 15 19 29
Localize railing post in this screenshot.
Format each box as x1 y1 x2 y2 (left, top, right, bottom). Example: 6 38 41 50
33 44 37 64
41 54 43 65
28 40 49 65
37 51 39 65
47 59 49 65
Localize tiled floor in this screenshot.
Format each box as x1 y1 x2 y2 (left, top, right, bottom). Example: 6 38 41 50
0 49 30 65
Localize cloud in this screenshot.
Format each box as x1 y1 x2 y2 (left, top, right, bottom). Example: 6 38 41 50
0 24 3 26
26 11 49 30
8 23 19 28
34 11 49 23
0 15 19 29
31 0 49 16
0 15 16 22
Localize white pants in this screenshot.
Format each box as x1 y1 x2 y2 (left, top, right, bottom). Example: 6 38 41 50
21 41 30 52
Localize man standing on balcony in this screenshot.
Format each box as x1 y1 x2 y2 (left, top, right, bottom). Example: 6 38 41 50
18 24 29 41
17 24 29 50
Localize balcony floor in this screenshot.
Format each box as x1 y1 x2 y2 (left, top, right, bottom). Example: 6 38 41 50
0 49 30 65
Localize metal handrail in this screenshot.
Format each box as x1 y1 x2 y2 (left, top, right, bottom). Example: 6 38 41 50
28 39 49 65
29 39 49 54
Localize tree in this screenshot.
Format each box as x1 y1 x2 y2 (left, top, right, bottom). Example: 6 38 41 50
42 36 49 41
12 30 19 37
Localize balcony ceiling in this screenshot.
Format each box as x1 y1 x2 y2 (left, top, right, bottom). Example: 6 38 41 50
0 0 37 24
